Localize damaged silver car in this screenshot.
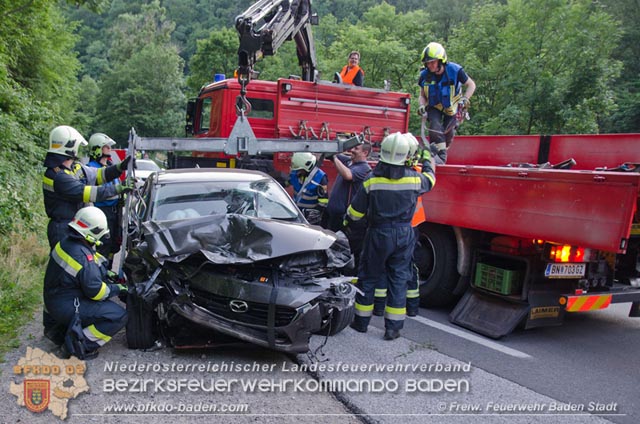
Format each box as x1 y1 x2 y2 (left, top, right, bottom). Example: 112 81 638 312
123 168 357 353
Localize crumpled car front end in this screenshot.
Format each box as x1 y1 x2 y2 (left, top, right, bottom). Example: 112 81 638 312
125 214 357 353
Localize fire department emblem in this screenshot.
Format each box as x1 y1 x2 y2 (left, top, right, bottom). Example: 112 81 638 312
24 380 50 413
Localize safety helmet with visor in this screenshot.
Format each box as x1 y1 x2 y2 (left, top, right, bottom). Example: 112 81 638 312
88 133 116 160
48 126 87 159
421 42 447 64
291 152 317 172
380 132 412 165
68 206 110 246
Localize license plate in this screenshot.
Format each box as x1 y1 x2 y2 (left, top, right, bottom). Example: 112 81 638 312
544 263 586 279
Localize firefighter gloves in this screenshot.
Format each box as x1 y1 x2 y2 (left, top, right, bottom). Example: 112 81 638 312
116 178 135 195
117 155 132 172
418 147 431 163
417 105 427 116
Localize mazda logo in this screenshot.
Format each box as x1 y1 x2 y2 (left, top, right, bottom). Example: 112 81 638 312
229 299 249 313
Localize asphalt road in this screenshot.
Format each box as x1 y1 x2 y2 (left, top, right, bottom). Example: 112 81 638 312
392 302 640 424
2 301 636 423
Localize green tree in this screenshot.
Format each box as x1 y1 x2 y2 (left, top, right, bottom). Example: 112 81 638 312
187 27 238 94
452 0 621 135
598 0 640 132
108 0 175 64
95 43 186 140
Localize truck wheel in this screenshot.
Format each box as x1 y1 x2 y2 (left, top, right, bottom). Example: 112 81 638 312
125 291 156 349
414 223 460 307
315 305 355 336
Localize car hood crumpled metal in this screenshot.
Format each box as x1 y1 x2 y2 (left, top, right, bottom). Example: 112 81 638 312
142 213 350 267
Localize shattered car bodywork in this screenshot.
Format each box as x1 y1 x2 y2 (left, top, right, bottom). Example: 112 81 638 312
124 168 357 353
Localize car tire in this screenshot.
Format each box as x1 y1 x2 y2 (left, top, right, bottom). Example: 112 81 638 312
316 305 355 336
125 291 156 349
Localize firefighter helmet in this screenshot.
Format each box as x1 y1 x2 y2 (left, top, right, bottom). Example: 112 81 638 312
291 152 316 172
88 133 116 160
48 126 87 158
405 133 420 159
421 42 447 64
380 132 411 165
68 206 110 246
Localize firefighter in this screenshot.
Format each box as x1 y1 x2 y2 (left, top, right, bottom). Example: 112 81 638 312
87 133 122 267
43 125 132 249
42 125 132 345
44 206 128 359
418 42 475 164
373 134 426 317
336 51 364 86
288 152 328 225
346 132 435 340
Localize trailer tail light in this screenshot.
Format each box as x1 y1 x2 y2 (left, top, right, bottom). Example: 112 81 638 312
546 244 591 263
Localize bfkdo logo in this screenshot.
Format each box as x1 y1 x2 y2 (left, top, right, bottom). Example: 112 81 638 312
10 347 90 420
24 380 50 413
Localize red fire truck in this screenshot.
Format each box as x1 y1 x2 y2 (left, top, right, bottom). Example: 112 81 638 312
129 0 640 338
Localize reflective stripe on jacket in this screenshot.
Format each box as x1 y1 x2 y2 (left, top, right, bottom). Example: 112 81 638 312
347 162 435 227
44 236 114 302
289 168 328 209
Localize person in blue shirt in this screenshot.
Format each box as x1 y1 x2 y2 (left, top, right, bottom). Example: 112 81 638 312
418 42 475 164
87 133 122 266
288 152 328 225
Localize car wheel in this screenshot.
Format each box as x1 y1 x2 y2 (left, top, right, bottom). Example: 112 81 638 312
316 305 355 336
125 290 156 349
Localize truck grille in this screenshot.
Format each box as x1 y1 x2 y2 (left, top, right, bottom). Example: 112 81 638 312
190 288 297 327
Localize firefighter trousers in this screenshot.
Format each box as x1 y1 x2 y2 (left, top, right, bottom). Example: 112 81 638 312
45 296 127 351
353 225 414 331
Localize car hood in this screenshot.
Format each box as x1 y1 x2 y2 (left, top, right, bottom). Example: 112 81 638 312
142 214 348 266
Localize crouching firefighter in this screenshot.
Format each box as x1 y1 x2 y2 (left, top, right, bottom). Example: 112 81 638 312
43 206 128 359
345 132 435 340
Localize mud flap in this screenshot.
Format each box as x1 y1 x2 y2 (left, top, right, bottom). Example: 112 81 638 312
449 289 529 339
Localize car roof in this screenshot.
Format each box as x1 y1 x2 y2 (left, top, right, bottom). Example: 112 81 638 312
155 167 271 184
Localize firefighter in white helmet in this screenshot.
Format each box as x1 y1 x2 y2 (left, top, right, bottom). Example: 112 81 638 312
373 133 427 317
288 152 328 225
87 133 122 266
43 206 128 359
345 132 435 340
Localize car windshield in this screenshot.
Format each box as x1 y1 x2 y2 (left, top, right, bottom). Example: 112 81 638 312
151 178 301 222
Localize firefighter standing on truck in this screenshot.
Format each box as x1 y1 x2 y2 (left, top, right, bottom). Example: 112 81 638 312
42 125 133 345
346 132 435 340
418 42 475 164
87 133 122 268
44 206 128 359
288 152 328 225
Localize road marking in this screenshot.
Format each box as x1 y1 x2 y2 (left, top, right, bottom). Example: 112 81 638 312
410 315 532 359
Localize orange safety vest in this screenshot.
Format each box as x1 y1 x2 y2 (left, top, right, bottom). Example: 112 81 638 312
411 163 426 227
340 65 364 85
